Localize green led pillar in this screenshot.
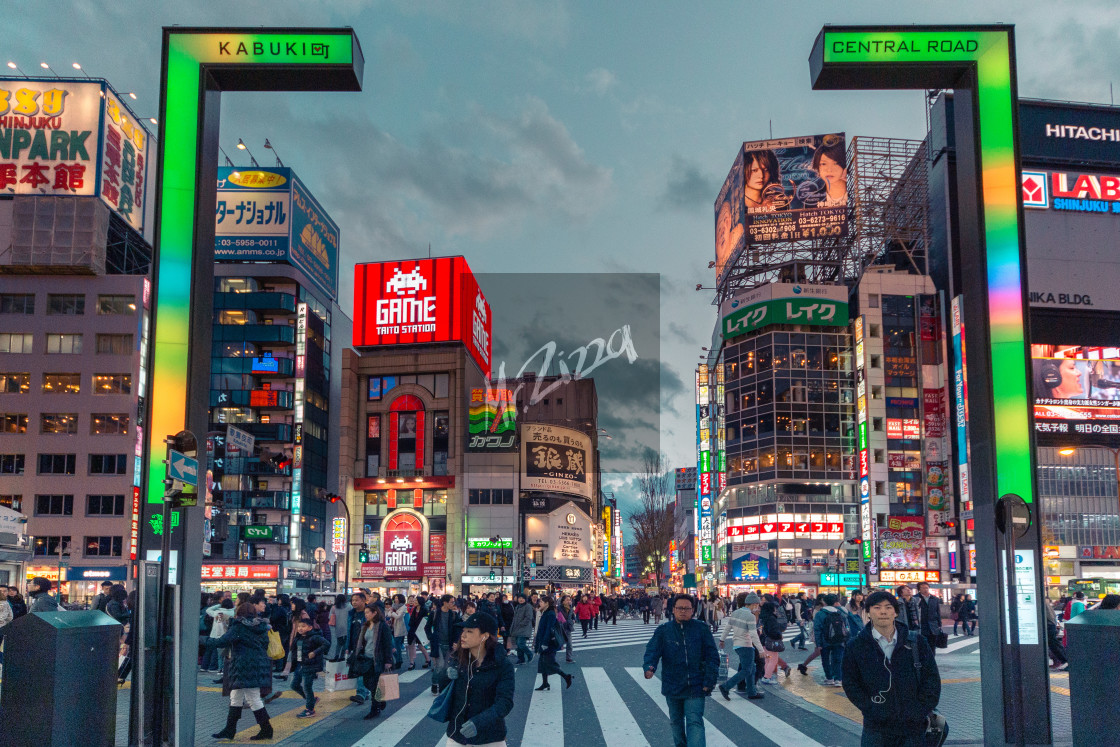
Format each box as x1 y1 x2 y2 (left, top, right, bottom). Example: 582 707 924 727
141 28 363 746
810 26 1048 745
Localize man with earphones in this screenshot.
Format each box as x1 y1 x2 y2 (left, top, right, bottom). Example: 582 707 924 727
841 591 943 747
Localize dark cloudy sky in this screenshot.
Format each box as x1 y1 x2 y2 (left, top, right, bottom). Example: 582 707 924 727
11 1 1120 536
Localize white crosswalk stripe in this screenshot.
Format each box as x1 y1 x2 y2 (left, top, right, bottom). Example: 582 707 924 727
583 668 652 746
347 656 840 747
625 668 737 747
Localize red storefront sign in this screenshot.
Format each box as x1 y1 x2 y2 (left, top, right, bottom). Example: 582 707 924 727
382 511 425 576
429 533 446 563
201 564 279 580
352 257 492 377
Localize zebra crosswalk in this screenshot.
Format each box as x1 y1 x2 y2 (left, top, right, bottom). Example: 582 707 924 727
564 618 810 653
345 663 858 747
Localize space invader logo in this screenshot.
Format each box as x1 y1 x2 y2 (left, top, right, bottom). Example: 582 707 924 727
1021 171 1049 209
386 267 428 296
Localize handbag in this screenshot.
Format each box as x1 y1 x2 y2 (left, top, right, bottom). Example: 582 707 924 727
763 636 786 653
717 650 729 681
375 672 400 701
266 630 286 660
934 632 949 649
350 654 374 677
427 683 453 722
924 713 949 746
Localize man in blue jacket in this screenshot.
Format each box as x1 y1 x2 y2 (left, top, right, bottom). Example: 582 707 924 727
841 590 941 746
643 594 720 747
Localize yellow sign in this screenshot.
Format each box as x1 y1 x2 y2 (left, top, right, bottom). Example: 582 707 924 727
227 170 288 189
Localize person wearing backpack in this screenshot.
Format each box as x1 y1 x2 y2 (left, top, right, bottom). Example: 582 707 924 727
790 593 809 650
757 600 789 685
842 591 941 746
813 593 849 686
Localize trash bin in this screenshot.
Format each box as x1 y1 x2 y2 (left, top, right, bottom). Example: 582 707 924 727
0 610 123 747
1065 608 1120 745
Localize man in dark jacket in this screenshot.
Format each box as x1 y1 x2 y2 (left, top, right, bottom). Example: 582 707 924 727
509 593 535 664
842 590 941 746
27 577 58 612
347 593 372 704
426 594 464 693
643 594 719 747
914 582 944 657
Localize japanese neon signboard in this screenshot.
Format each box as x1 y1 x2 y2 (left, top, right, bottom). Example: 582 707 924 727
201 564 278 580
353 256 492 377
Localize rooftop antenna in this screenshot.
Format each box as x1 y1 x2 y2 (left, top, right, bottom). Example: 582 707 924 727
769 119 773 139
1111 82 1114 106
218 146 235 168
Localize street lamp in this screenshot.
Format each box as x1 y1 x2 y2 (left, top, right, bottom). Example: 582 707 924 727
236 138 260 167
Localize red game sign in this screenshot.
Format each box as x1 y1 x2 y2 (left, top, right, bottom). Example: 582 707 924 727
429 533 446 562
353 257 492 377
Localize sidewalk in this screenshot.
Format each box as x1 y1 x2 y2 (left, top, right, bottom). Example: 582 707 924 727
114 670 363 746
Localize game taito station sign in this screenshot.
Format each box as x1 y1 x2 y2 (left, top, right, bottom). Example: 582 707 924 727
721 282 848 338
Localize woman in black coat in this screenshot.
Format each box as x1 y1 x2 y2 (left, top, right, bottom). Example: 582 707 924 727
444 612 515 746
208 603 274 740
533 595 572 691
355 604 395 719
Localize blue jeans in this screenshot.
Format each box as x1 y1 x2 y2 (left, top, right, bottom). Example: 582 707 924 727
515 635 533 663
822 644 845 681
791 622 807 648
290 665 317 710
393 635 405 668
666 696 706 747
722 646 758 696
201 643 220 671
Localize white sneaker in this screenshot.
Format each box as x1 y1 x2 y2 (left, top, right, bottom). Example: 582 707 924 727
831 680 845 687
821 678 834 686
759 677 778 686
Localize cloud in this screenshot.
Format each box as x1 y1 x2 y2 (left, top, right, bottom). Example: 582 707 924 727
659 155 715 211
584 68 618 96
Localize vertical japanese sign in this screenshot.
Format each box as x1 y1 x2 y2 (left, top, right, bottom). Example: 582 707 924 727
100 87 149 232
290 302 307 557
855 316 875 572
952 296 973 533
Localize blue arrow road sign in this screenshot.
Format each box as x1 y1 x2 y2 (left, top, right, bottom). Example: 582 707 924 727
168 450 199 485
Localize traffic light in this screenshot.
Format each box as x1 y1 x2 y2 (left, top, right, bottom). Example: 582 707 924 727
358 543 369 563
269 452 291 470
326 493 342 503
938 519 959 530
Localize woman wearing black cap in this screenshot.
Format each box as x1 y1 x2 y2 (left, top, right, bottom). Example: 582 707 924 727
443 611 515 746
533 595 573 691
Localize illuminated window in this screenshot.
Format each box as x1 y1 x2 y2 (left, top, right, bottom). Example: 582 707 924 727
0 414 27 433
93 374 131 395
0 373 30 394
84 536 123 557
97 295 136 315
90 413 129 435
40 413 78 434
43 373 81 394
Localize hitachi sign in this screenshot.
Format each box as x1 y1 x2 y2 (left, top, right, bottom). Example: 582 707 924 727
1046 124 1120 142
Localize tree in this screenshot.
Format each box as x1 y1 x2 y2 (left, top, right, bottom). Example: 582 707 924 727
627 449 676 589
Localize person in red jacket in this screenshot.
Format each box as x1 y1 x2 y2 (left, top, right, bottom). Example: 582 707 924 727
591 594 602 630
576 597 596 638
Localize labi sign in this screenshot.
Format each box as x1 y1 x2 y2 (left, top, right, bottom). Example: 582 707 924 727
721 283 848 338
